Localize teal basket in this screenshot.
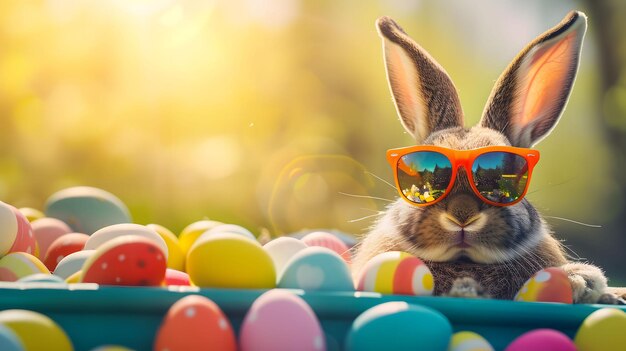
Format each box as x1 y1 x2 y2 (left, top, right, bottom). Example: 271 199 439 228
0 282 623 351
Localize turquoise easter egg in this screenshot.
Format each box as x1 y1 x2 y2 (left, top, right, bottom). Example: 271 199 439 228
345 302 452 351
277 247 353 291
44 187 131 234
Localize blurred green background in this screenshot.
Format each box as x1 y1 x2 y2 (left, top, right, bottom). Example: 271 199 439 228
1 0 625 284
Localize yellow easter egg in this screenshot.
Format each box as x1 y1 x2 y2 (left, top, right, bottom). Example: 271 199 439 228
18 207 44 223
146 224 185 271
178 220 223 255
187 233 275 289
0 309 73 351
0 252 50 281
65 270 82 283
449 331 494 351
574 308 626 351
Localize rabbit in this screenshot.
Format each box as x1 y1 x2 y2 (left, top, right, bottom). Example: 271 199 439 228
352 11 626 304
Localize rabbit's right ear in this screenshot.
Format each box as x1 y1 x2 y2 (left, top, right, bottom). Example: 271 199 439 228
377 17 464 144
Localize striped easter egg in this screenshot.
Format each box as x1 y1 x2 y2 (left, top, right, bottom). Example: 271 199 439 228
356 251 434 296
301 231 351 263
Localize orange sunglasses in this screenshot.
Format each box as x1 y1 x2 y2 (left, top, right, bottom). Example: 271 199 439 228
387 145 540 207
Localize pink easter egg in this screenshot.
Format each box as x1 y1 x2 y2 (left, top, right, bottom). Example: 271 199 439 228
43 233 89 271
155 295 236 351
164 269 191 286
301 231 351 263
505 329 576 351
239 289 325 351
31 218 73 260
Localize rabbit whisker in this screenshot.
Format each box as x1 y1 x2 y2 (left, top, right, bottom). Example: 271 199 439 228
338 192 395 203
364 170 397 191
526 177 576 196
543 216 601 228
348 213 384 223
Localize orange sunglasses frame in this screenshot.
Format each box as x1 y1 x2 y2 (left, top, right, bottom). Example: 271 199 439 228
386 145 540 207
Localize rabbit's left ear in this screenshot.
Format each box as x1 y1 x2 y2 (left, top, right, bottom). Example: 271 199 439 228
480 11 587 148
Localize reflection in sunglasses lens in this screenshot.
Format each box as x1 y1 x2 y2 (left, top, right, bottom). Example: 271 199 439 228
397 151 452 204
472 152 528 204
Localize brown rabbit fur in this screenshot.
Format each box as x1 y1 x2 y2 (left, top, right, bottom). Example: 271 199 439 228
352 11 625 304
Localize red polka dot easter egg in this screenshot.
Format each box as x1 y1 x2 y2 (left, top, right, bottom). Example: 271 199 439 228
301 231 351 263
30 217 72 260
0 202 37 257
356 251 434 296
514 267 573 303
81 235 166 286
154 295 236 351
43 233 89 271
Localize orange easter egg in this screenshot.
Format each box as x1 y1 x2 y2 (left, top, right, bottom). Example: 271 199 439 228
154 295 236 351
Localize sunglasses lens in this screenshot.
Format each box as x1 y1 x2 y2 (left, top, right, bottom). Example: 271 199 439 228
397 151 453 204
472 152 529 204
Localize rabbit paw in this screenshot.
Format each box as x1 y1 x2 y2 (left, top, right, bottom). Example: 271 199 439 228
597 293 626 305
560 262 608 304
446 277 490 299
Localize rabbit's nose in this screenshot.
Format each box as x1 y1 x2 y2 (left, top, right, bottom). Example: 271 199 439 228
446 193 481 225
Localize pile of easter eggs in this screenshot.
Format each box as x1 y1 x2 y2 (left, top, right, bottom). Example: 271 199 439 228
0 186 625 350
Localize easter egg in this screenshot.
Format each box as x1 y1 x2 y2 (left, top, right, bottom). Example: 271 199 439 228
84 224 168 259
187 233 275 289
356 251 434 296
201 224 256 240
574 308 626 351
240 289 325 351
90 346 134 351
146 224 185 271
0 201 19 256
178 220 223 255
0 203 37 256
263 236 308 276
54 250 95 279
301 231 351 262
18 207 44 223
0 324 23 351
505 329 576 351
164 269 191 286
30 218 72 259
155 295 236 351
0 309 73 351
345 301 451 351
44 186 131 234
514 267 572 303
278 247 353 291
449 331 494 351
18 273 65 284
81 235 166 286
65 270 82 283
0 252 49 281
43 233 89 271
